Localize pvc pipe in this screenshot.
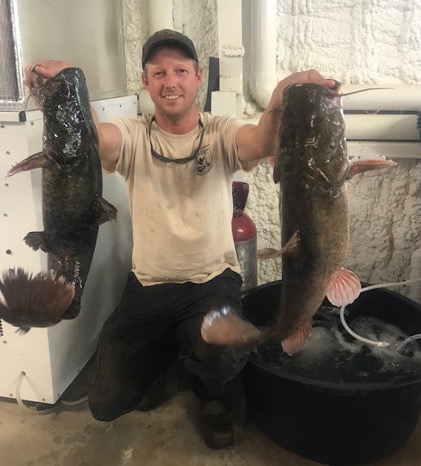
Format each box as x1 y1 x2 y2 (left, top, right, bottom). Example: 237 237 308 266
344 114 419 141
148 0 174 33
250 0 278 109
217 0 244 94
346 141 421 160
139 0 174 114
138 88 155 114
247 5 421 116
408 248 421 304
341 84 421 112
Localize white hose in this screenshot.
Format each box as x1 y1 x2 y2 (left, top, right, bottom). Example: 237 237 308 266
61 396 88 406
340 277 421 352
15 372 31 410
15 371 87 414
16 372 56 415
395 333 421 353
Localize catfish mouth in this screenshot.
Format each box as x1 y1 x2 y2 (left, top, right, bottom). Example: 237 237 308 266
27 68 67 106
281 82 389 107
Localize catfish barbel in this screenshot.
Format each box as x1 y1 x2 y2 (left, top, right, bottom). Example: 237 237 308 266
0 67 117 333
201 83 396 354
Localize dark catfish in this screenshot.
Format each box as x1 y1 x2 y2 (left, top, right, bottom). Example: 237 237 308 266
0 67 117 332
201 83 396 354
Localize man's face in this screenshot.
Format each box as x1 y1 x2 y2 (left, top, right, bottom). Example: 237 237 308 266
142 46 203 121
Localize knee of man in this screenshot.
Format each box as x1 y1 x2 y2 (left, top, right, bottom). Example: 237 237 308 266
89 400 120 422
203 345 249 374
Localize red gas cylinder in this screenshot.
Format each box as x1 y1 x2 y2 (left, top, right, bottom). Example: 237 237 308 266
232 181 257 293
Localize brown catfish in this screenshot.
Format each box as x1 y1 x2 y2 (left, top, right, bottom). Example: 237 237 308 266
201 83 396 354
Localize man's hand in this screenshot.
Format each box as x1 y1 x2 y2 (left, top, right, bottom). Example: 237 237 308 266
237 69 340 166
24 60 73 89
267 69 339 113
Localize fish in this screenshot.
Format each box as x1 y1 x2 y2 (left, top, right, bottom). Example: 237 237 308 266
201 82 396 354
0 67 117 333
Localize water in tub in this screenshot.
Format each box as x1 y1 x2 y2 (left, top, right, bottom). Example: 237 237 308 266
253 305 421 385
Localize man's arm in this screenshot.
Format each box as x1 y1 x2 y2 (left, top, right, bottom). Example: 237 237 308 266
91 108 122 172
236 69 337 169
25 60 122 172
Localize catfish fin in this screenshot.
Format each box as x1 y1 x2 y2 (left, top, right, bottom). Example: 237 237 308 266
0 268 75 332
281 319 312 355
347 158 396 180
257 247 282 260
282 231 301 256
326 268 361 306
201 307 262 346
94 197 118 225
257 231 300 260
24 231 50 252
7 152 49 177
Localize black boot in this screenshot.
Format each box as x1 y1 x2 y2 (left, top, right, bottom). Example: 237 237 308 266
137 370 169 411
221 373 247 428
198 399 234 449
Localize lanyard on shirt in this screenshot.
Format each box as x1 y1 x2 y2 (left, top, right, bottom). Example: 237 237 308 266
148 116 205 165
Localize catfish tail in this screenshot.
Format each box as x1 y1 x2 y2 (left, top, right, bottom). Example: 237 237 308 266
0 268 75 333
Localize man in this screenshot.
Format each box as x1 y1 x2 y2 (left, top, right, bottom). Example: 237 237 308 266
25 29 336 449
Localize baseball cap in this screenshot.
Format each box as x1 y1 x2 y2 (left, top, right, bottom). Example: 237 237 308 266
142 29 199 69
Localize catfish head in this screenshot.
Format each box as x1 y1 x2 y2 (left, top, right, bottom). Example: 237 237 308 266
275 83 350 198
28 67 98 167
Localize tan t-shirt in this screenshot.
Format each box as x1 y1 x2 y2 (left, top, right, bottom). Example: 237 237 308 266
112 112 248 285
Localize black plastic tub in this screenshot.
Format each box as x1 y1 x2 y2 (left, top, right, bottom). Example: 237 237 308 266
242 281 421 466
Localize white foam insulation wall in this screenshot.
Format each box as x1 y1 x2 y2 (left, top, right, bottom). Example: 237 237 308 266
121 0 421 289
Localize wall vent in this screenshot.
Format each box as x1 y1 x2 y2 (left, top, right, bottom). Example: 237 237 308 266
0 0 23 110
0 318 3 338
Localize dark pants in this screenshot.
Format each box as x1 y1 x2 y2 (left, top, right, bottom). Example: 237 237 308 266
88 268 249 421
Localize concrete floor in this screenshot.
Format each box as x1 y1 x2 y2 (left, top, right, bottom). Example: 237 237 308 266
1 384 421 466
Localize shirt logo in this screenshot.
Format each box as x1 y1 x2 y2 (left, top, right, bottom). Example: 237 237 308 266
196 145 212 175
